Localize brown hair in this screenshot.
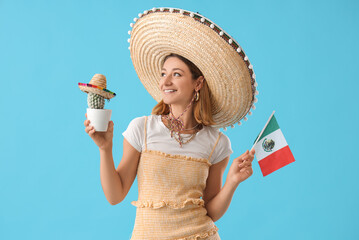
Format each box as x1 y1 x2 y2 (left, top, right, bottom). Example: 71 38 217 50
152 53 216 126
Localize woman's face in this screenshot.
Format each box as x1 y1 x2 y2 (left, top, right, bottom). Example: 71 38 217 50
160 57 202 106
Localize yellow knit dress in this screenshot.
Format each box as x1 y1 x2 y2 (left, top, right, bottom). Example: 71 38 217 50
130 117 222 240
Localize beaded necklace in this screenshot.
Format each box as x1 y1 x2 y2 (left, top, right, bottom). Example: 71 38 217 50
162 93 200 147
172 129 198 145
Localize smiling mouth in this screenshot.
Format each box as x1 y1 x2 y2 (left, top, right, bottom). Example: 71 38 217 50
163 90 177 93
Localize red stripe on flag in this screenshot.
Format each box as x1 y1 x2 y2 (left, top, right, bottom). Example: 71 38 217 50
258 145 295 177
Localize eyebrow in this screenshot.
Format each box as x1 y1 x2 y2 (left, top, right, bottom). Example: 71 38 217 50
161 68 184 72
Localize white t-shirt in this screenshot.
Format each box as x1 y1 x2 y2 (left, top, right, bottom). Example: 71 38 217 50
122 115 233 165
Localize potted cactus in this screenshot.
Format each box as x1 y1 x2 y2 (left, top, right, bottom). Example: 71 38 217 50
78 74 116 132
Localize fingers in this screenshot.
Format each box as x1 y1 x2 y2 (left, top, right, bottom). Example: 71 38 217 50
238 159 252 168
88 127 96 135
85 121 114 135
85 124 95 135
84 113 95 134
84 112 90 126
239 150 249 158
236 149 254 176
108 121 114 131
84 116 114 136
240 166 253 175
242 149 255 162
84 119 90 127
238 161 253 176
233 149 255 167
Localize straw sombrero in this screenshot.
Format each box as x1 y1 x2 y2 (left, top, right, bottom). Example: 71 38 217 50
78 74 116 99
128 7 258 129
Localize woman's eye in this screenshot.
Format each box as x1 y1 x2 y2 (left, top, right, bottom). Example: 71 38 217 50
161 72 180 77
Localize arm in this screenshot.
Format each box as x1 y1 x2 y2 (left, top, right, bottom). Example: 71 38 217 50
100 139 141 205
203 149 255 222
203 156 231 222
85 115 141 205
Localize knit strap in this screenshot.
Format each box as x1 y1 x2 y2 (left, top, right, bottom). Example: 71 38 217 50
144 116 148 151
208 132 222 162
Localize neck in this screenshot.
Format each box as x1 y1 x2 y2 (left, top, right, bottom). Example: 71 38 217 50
169 104 197 130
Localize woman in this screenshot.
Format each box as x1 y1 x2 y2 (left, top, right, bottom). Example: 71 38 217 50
84 8 257 240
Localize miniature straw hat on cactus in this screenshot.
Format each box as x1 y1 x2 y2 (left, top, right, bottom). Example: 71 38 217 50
78 74 116 109
128 7 258 129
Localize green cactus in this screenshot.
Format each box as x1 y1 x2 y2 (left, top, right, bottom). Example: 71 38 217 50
87 92 105 109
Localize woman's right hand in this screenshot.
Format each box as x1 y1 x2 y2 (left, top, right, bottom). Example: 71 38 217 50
84 113 114 151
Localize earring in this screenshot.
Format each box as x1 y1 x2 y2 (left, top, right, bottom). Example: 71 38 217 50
195 91 199 101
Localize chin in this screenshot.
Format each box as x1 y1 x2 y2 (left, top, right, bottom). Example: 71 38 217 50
162 99 175 105
162 95 176 105
162 94 191 106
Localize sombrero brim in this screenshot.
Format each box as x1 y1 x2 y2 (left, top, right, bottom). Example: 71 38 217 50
129 8 257 128
78 83 116 100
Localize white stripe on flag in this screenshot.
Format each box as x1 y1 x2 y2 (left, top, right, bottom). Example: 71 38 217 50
254 128 288 160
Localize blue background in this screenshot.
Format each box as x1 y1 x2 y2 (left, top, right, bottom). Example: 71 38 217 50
1 0 358 239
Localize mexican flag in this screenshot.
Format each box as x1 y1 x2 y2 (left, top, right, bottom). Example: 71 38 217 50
253 112 295 177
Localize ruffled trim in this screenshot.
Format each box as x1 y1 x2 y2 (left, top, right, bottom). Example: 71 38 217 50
131 198 205 209
176 225 219 240
143 149 212 166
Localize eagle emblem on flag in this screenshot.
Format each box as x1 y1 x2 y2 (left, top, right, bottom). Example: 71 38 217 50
262 138 275 152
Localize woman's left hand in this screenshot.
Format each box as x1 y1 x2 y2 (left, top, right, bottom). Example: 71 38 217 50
227 149 255 186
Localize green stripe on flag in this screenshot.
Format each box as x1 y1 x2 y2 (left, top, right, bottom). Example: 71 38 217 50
258 115 279 142
253 131 261 144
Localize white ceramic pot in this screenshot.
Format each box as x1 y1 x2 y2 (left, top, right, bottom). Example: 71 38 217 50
86 108 112 132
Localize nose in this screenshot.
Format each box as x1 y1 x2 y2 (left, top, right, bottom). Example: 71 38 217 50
161 74 172 86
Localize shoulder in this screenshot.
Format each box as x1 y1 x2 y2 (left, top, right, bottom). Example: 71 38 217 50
132 114 159 122
128 115 147 126
203 127 233 164
123 116 147 136
218 131 231 147
127 115 161 130
203 126 231 144
123 115 153 152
